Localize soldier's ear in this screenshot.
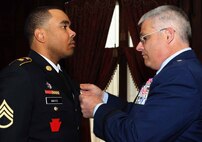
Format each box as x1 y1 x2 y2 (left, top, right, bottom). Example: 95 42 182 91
34 29 45 43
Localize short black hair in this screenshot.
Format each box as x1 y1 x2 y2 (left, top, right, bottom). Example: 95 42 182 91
24 6 64 45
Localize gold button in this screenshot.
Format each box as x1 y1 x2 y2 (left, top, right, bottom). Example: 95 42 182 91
46 65 52 71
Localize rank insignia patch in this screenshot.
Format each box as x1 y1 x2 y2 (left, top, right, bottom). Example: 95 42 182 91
0 100 14 128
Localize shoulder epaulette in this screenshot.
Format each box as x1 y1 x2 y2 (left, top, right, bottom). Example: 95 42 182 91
9 57 32 67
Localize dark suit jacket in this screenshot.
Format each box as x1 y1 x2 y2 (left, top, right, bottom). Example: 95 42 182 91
94 50 202 142
0 50 81 142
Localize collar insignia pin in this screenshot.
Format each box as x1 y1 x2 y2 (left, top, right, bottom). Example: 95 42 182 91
46 66 52 71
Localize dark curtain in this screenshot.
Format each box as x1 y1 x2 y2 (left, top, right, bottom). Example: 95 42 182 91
96 48 119 89
64 0 117 89
0 0 33 70
120 0 180 89
179 0 202 62
64 0 117 141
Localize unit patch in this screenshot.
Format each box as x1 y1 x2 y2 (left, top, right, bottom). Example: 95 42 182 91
50 118 62 132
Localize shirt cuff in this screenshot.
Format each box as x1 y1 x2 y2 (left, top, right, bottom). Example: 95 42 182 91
93 92 109 116
102 91 108 103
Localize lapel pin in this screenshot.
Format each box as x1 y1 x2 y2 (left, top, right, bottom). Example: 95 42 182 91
46 65 52 71
46 82 52 89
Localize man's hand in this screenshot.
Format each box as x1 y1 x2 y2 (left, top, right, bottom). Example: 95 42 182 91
79 84 104 118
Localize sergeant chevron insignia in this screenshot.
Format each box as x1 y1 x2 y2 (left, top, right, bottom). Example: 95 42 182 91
0 100 14 128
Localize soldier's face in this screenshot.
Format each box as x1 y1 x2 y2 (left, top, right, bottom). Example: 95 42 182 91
44 9 76 61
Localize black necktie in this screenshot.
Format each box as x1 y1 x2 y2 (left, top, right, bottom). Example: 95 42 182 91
58 70 74 100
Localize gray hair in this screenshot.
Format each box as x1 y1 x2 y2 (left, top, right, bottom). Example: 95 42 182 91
138 5 191 44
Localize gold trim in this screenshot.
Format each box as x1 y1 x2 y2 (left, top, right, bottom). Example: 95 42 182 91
20 58 32 66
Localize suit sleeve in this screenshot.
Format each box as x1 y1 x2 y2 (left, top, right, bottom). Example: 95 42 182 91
94 67 200 142
0 68 34 142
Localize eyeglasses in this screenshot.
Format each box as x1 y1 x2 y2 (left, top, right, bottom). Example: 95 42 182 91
140 28 167 44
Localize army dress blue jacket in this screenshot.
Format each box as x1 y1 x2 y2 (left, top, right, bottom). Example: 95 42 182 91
0 50 81 142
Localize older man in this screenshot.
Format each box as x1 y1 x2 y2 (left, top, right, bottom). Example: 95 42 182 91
79 5 202 142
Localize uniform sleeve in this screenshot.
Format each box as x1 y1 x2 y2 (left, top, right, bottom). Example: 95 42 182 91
0 68 34 142
94 67 200 142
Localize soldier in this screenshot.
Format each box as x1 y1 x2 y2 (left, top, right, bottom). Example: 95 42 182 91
0 6 81 141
